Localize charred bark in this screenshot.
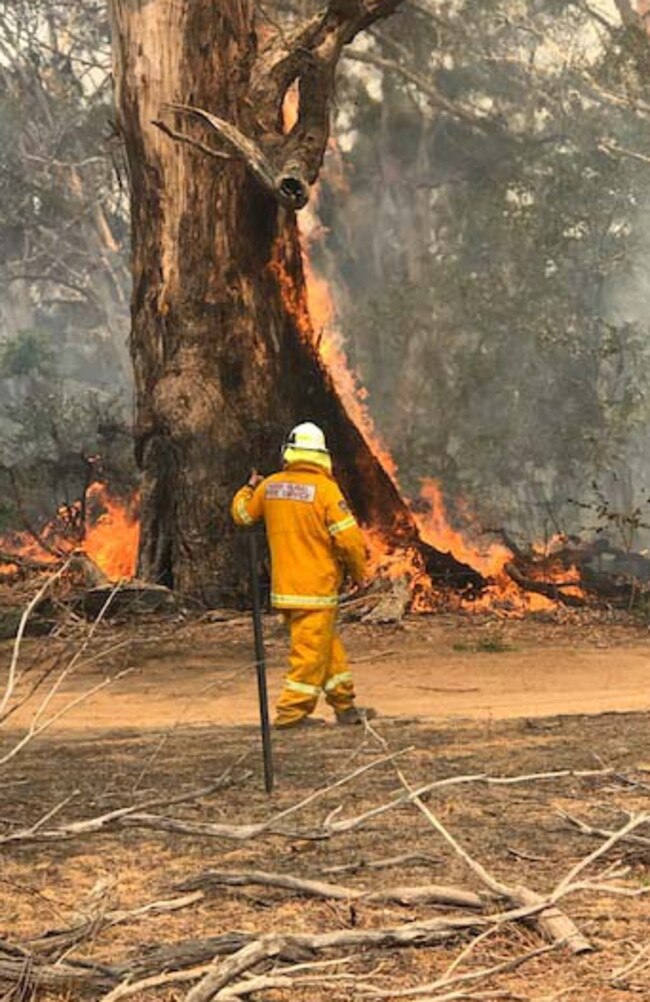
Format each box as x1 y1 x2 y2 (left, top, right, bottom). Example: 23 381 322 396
110 0 482 604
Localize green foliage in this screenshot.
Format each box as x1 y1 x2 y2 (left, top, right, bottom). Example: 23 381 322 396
0 332 54 378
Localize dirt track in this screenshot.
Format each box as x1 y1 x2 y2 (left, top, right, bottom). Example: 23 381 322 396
5 613 650 733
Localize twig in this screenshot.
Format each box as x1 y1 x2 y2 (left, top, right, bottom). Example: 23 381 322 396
0 559 72 720
0 668 133 768
612 942 650 982
558 809 650 849
99 963 217 1002
322 852 441 874
152 119 233 161
0 747 411 846
6 469 65 559
554 812 650 895
363 941 559 998
0 582 126 766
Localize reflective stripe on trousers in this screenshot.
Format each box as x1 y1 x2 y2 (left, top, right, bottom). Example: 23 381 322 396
275 608 355 726
324 671 353 692
285 678 321 696
271 592 338 608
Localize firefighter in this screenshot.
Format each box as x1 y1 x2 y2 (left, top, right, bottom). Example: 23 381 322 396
231 422 376 729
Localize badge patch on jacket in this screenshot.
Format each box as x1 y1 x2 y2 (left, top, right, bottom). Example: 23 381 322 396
266 482 316 503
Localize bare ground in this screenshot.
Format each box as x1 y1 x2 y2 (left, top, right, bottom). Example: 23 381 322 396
2 612 650 1000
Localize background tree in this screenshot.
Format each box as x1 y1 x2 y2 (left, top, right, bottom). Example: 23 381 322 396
0 1 135 530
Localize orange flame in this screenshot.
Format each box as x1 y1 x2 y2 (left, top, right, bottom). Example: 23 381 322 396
0 482 139 583
415 479 512 578
299 194 399 481
283 83 300 134
83 483 139 581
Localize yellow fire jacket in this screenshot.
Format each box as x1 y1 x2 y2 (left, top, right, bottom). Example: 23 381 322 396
231 461 367 609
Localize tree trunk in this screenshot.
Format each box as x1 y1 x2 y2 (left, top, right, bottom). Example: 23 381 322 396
110 0 483 605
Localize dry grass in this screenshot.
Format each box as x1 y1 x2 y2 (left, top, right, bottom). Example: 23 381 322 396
1 704 650 1000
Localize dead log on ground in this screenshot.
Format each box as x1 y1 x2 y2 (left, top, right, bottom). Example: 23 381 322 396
78 580 178 618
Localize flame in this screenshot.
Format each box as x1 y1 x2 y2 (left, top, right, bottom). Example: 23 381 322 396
415 479 512 578
83 482 139 581
0 482 139 583
300 198 399 480
283 83 299 133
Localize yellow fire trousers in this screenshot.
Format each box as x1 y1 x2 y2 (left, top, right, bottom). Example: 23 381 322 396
275 608 355 726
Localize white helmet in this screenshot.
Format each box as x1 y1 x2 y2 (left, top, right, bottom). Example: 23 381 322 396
282 422 329 461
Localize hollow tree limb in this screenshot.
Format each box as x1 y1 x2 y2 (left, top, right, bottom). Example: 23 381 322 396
163 104 310 209
163 3 407 210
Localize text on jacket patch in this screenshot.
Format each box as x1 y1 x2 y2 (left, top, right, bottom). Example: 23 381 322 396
266 482 317 503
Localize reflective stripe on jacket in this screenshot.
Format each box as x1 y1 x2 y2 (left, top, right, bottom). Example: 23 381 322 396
231 461 366 610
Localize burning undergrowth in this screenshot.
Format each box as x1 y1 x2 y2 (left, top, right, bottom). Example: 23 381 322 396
0 482 139 584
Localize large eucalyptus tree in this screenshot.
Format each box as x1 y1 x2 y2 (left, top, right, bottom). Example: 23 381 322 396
109 0 479 601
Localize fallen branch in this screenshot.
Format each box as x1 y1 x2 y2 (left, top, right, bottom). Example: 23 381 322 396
29 892 205 958
553 812 650 894
323 767 611 837
104 956 360 1002
175 868 487 911
1 915 483 999
322 852 441 875
361 941 559 999
505 563 586 608
0 761 609 848
364 723 592 955
0 747 411 847
558 809 650 850
183 919 484 1002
